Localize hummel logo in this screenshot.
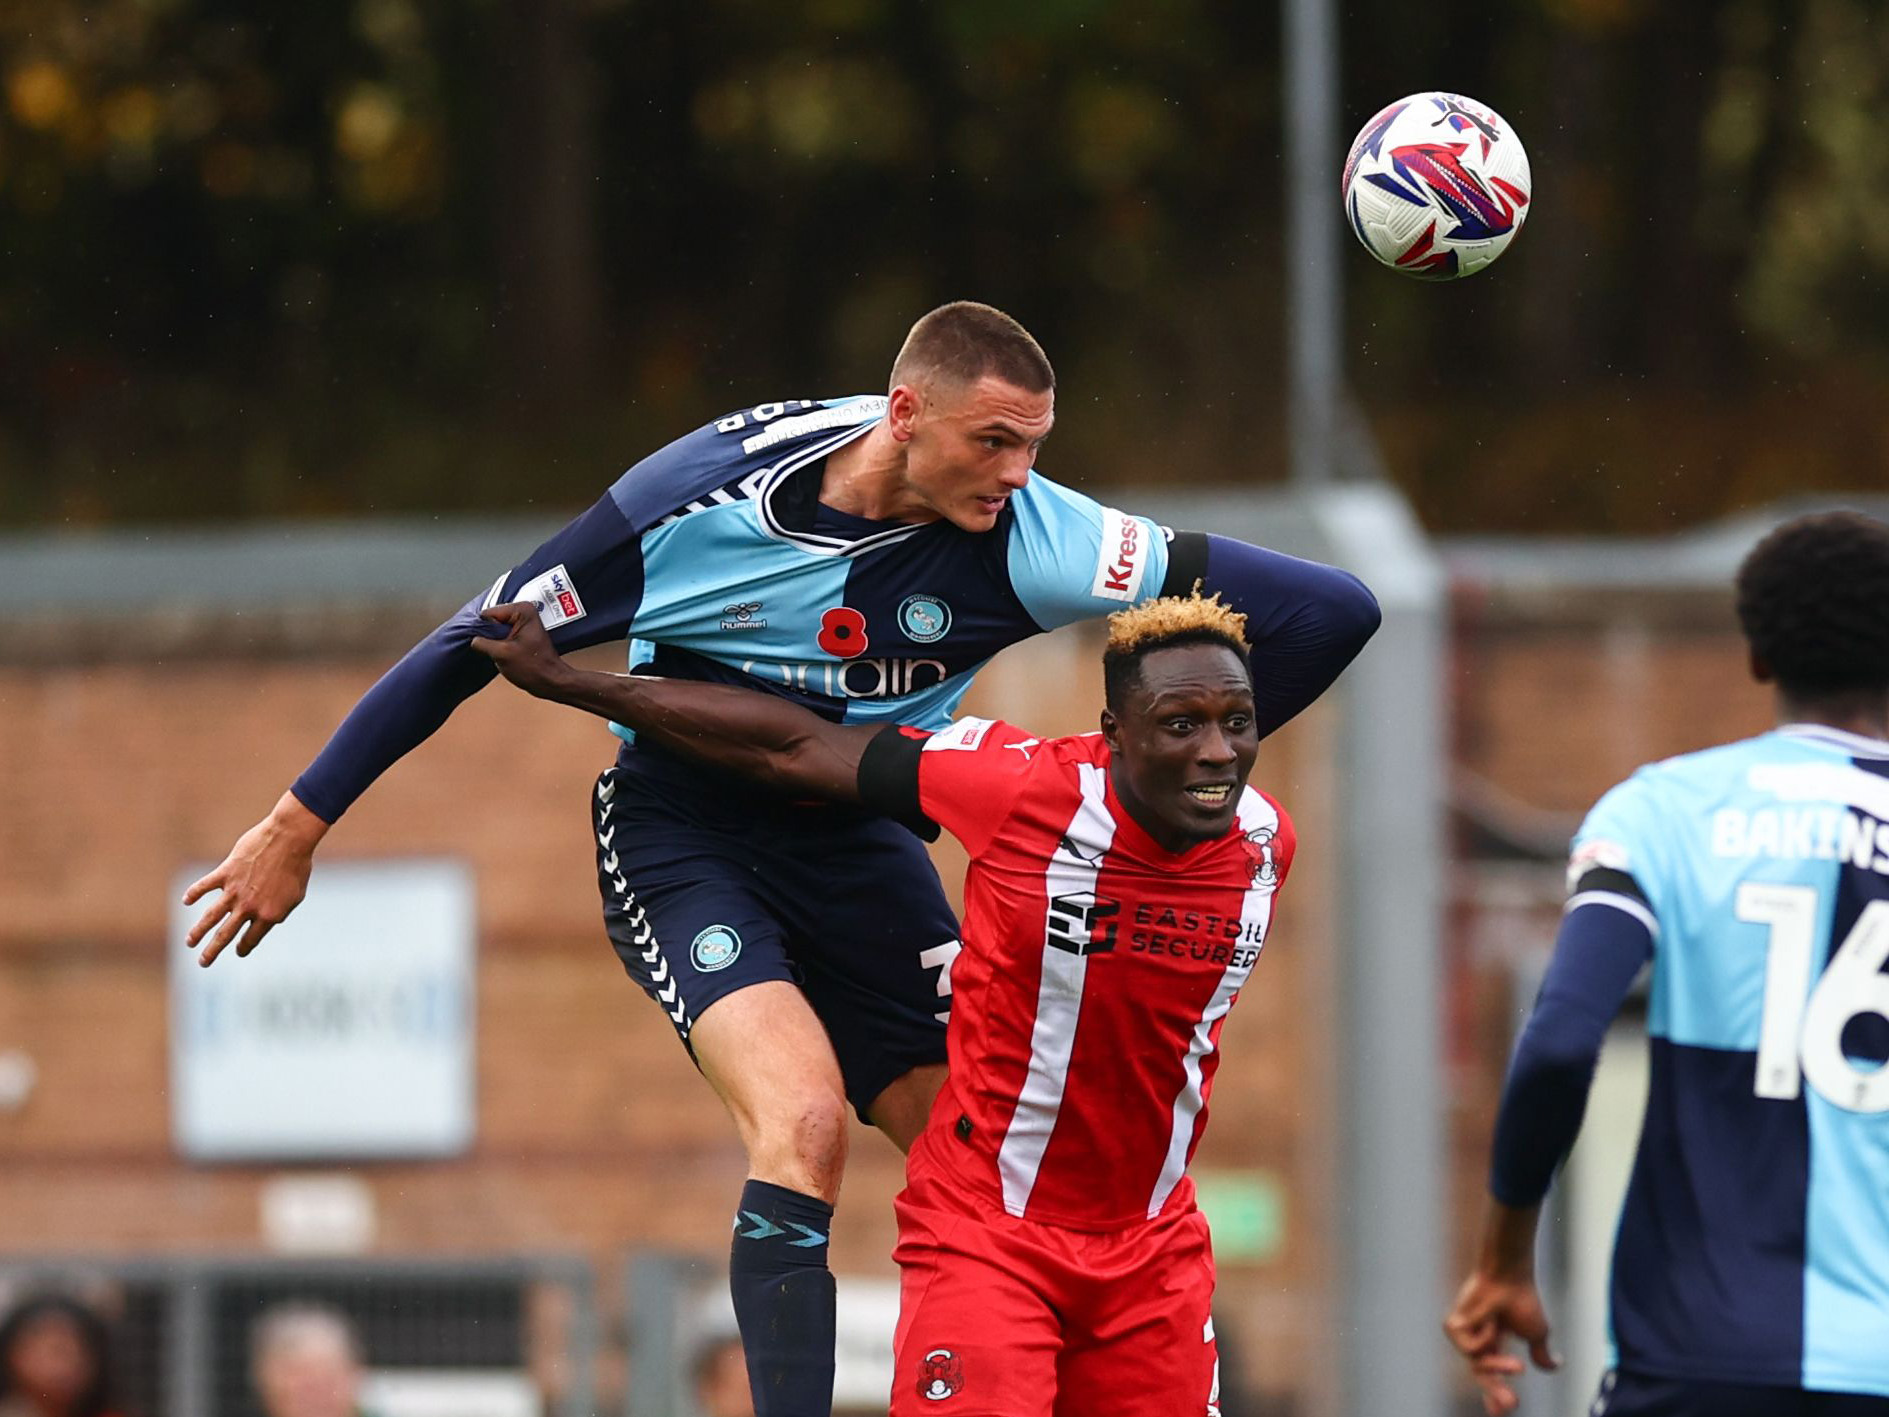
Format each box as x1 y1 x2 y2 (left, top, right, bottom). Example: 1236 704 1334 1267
720 600 767 631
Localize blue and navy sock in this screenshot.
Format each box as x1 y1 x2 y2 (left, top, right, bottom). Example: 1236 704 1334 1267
728 1179 836 1417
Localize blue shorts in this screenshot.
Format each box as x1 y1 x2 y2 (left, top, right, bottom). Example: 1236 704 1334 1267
1593 1370 1889 1417
591 744 958 1119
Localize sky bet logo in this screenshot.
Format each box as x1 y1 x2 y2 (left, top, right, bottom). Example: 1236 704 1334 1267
514 563 587 629
1045 892 1120 956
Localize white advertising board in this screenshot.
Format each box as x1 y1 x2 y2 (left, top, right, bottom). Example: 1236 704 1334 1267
169 859 475 1161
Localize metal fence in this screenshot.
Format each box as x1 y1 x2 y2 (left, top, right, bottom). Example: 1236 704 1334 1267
0 1254 599 1417
0 1250 926 1417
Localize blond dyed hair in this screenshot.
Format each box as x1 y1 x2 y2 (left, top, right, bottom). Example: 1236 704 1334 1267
1101 589 1252 709
1105 589 1249 656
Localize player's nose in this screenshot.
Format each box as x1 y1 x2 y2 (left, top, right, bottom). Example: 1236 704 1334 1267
996 455 1031 490
1197 725 1239 767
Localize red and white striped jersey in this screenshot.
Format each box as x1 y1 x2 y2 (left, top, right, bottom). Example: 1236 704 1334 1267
865 715 1295 1231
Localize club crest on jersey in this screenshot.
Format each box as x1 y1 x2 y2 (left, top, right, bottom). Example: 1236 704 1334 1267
898 594 953 643
917 1348 963 1402
1242 826 1279 886
691 925 743 972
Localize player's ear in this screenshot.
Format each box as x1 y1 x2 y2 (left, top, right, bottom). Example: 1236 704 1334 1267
1100 707 1122 752
1749 647 1774 684
887 384 921 441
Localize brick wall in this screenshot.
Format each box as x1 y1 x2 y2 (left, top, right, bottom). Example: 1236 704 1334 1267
0 618 1340 1405
3 575 1784 1410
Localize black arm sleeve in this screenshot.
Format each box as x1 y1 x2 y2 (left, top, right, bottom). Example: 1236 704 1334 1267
1570 865 1650 903
856 728 939 841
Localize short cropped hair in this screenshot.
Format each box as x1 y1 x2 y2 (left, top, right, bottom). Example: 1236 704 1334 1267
1736 510 1889 698
1102 590 1251 710
888 301 1055 396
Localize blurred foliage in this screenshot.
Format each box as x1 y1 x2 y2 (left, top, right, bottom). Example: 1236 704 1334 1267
1 0 1886 533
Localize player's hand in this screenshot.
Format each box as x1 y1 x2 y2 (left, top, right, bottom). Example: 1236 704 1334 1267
471 602 569 698
181 792 328 967
1443 1270 1559 1416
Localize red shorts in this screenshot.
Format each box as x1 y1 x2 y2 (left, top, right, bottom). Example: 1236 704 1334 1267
888 1139 1220 1417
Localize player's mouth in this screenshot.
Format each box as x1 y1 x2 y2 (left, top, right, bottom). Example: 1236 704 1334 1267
973 495 1009 514
1184 782 1235 807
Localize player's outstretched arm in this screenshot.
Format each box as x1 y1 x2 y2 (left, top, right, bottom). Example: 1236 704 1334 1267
183 495 649 963
1165 532 1381 737
472 602 880 803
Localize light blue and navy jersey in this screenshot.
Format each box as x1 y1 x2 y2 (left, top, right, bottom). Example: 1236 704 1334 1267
291 395 1380 822
1493 724 1889 1396
587 394 1167 733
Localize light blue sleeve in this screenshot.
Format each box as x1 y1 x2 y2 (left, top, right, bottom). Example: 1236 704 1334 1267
1569 770 1672 925
1005 476 1170 630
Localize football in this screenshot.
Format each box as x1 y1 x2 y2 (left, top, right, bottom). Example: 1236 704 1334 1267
1341 92 1531 280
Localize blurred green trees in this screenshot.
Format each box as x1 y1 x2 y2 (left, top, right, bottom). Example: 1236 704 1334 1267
2 0 1886 532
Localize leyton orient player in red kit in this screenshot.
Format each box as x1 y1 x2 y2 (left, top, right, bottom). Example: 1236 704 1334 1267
473 591 1307 1416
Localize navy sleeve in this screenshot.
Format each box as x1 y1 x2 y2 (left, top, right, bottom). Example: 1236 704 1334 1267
1487 882 1655 1207
290 494 647 823
1165 532 1381 738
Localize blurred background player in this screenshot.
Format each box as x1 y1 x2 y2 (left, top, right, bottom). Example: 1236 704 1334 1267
1444 510 1889 1417
0 1295 124 1417
182 302 1377 1414
471 590 1301 1414
250 1304 377 1417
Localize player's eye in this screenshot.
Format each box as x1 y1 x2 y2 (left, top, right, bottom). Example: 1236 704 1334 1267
980 435 1005 451
1165 717 1195 733
1227 715 1252 731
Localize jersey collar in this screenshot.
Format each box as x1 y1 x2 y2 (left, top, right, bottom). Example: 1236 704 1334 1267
755 396 936 558
1777 723 1889 760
